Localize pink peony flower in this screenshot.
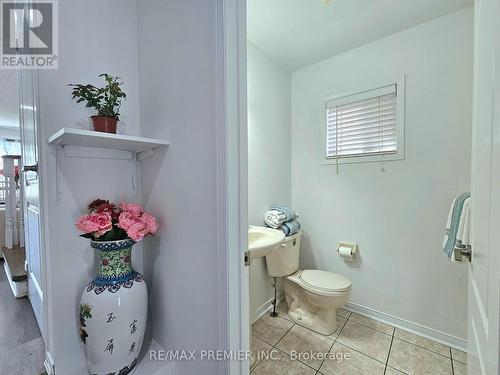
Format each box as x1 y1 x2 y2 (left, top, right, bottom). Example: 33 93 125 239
141 213 158 234
76 215 99 234
126 221 149 242
120 202 144 216
117 210 157 241
75 212 113 237
117 211 138 231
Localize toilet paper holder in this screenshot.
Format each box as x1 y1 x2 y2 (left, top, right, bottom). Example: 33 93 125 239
337 242 357 259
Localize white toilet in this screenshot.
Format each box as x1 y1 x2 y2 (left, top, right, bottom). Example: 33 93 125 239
265 231 352 335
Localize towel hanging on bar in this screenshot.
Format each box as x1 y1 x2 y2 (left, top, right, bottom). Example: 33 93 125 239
443 193 471 262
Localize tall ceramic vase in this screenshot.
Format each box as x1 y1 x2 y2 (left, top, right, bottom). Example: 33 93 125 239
80 239 147 375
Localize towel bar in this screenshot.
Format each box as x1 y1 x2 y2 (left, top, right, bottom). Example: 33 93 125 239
454 245 472 262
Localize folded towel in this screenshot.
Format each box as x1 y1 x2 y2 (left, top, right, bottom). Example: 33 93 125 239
270 206 298 221
443 193 471 261
279 220 301 237
264 210 288 229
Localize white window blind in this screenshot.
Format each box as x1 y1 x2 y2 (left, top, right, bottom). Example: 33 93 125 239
326 85 398 159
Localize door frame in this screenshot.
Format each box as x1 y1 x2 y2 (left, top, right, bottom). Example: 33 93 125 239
18 67 54 373
467 0 500 372
219 2 500 375
217 0 249 374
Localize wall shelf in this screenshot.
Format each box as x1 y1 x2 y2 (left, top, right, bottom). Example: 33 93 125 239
48 128 170 155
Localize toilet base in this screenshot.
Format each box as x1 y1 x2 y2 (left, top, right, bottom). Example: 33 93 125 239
284 273 351 336
288 307 337 336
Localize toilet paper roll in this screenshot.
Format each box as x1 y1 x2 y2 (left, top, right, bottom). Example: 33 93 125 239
338 246 355 260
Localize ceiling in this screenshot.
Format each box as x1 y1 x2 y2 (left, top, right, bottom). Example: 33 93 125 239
248 0 473 71
0 70 19 128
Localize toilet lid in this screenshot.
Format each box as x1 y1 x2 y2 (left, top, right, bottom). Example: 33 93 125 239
300 270 351 292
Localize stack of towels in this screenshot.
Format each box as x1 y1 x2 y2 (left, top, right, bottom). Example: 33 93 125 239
264 206 301 236
443 192 471 262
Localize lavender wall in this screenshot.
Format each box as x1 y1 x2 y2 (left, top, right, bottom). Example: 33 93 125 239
138 1 224 374
38 1 141 373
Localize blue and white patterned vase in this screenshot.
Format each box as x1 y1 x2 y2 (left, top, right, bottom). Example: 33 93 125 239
80 239 147 375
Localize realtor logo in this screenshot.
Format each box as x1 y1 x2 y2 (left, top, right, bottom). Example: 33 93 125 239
1 1 58 69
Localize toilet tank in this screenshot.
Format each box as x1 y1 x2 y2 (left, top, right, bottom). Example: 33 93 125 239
265 231 302 277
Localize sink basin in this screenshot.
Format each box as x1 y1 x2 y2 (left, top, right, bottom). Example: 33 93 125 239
248 226 285 261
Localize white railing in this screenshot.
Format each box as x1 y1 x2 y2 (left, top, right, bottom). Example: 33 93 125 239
0 179 20 205
1 156 24 249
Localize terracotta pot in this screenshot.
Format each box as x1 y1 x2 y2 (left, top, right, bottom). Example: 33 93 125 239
91 116 118 133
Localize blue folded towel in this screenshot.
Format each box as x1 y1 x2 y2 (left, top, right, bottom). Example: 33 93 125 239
280 220 301 237
270 205 298 221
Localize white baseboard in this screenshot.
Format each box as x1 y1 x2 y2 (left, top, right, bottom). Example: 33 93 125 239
252 293 284 324
344 302 467 351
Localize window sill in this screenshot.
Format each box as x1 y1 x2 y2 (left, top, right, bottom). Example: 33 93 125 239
320 152 404 165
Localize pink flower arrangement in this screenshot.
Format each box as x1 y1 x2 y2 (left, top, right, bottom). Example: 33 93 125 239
76 199 158 242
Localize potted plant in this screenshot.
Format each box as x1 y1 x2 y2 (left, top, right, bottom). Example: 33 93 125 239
69 74 126 134
75 199 158 375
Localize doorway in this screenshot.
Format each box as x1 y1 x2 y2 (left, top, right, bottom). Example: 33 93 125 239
232 0 498 375
0 68 46 374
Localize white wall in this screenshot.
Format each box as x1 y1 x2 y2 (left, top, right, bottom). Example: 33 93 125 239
291 8 472 340
36 1 230 374
0 126 20 139
137 1 224 374
247 43 291 321
38 1 141 373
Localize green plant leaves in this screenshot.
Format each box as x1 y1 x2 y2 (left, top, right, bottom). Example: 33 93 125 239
68 74 126 119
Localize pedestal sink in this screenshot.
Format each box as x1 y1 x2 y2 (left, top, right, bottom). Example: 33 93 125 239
248 226 285 261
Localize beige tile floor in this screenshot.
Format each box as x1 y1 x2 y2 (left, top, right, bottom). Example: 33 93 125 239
251 302 467 375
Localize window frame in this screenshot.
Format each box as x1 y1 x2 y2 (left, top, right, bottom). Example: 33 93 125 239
320 76 406 165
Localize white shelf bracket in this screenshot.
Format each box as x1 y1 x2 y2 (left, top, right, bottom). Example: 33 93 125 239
137 149 155 161
56 145 63 201
131 152 137 193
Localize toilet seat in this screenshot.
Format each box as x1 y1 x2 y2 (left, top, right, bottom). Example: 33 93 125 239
297 270 351 295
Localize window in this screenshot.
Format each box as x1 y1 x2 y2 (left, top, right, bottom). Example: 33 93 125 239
324 82 404 164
